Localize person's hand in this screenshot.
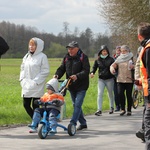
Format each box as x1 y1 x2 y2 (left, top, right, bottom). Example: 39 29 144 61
52 100 60 106
34 99 42 105
130 64 134 70
70 75 77 81
112 63 117 69
110 66 116 75
90 73 94 78
53 75 58 78
134 80 142 86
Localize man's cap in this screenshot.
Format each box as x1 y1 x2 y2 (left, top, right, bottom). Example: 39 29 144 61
66 41 79 48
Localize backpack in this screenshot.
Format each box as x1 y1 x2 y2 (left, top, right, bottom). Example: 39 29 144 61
64 52 84 64
0 36 9 57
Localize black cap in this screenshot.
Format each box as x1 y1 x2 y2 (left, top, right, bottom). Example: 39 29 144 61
66 41 79 48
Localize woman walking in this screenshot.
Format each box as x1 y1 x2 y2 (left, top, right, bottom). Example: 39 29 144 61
110 45 134 116
90 45 115 116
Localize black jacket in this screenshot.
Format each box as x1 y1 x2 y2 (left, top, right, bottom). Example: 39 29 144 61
91 56 114 80
55 49 90 91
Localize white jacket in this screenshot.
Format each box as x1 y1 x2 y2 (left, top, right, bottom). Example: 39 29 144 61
20 37 50 97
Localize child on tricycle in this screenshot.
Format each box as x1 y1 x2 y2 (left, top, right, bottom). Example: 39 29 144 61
28 78 76 139
28 78 64 134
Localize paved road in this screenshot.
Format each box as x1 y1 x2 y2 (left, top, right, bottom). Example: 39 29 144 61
0 107 145 150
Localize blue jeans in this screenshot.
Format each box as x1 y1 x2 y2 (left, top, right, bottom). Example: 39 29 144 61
31 108 60 128
69 90 87 126
97 78 114 111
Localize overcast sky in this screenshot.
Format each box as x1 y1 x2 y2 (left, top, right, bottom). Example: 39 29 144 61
0 0 109 35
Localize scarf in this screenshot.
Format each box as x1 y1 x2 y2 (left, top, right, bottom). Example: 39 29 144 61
115 52 133 64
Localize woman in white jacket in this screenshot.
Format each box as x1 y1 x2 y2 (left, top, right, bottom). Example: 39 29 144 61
20 37 50 118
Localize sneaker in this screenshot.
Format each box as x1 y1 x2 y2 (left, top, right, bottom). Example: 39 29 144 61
120 110 126 116
29 127 37 133
50 128 57 134
109 107 114 114
95 110 102 116
77 125 87 130
127 111 132 116
136 129 145 142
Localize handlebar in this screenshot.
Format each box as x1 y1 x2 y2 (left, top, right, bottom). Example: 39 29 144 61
34 100 53 106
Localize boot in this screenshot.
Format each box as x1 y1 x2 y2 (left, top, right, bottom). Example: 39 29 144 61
29 111 41 133
49 118 57 134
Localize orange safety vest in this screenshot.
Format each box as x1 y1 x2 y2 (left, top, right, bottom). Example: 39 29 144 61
40 93 64 103
139 43 150 96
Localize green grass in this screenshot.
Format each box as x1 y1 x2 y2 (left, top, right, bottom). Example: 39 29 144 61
0 58 109 126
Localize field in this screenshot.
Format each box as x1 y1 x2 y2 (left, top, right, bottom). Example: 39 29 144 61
0 58 109 126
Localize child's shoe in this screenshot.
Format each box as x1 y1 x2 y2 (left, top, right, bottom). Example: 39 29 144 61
50 128 57 134
29 127 37 133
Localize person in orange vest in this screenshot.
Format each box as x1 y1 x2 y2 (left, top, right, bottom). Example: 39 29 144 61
135 46 145 142
136 22 150 149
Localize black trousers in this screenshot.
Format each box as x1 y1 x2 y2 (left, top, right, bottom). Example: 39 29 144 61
142 106 146 130
117 82 133 112
23 97 39 119
114 78 120 108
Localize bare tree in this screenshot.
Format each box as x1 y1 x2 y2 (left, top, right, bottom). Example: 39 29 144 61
98 0 150 52
63 22 70 45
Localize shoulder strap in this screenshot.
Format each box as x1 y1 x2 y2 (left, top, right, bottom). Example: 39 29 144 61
80 53 84 62
64 53 84 64
64 57 68 63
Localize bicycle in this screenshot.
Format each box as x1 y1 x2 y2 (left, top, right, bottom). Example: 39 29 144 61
132 85 144 109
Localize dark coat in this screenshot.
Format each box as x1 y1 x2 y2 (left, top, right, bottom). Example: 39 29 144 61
91 56 115 80
55 49 90 91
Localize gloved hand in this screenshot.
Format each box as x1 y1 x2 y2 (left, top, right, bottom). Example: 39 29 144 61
34 99 42 105
44 101 52 106
52 100 60 106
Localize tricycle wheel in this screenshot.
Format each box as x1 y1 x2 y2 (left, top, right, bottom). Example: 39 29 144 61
38 124 48 139
68 123 76 136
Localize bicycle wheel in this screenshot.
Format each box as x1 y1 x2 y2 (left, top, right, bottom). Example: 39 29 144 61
38 124 48 139
132 90 139 109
